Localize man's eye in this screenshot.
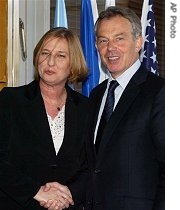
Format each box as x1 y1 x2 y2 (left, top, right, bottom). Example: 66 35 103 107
101 40 108 43
98 39 108 45
116 37 123 41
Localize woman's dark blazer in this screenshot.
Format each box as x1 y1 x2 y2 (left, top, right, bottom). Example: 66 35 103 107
85 66 165 210
0 80 88 210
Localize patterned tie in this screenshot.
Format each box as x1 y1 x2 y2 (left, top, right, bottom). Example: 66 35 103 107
95 80 119 153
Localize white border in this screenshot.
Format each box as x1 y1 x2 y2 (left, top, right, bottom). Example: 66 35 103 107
166 0 180 209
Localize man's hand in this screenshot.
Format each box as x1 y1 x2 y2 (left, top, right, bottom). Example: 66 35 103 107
34 182 74 210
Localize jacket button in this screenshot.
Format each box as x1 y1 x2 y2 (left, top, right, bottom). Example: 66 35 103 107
94 169 101 173
50 164 57 169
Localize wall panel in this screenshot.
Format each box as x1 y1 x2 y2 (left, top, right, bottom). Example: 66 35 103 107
0 0 8 90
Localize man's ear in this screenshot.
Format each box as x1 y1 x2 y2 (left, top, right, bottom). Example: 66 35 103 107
136 36 144 53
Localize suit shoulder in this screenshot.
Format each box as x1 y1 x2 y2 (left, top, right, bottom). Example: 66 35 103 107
0 81 37 101
89 80 107 98
67 86 89 104
137 65 165 87
146 73 165 89
0 85 26 109
138 73 165 99
0 85 25 97
148 71 164 82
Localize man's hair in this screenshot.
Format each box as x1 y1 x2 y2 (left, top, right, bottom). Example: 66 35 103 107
95 6 142 40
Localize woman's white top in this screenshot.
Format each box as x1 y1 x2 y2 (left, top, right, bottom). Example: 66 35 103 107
47 105 65 155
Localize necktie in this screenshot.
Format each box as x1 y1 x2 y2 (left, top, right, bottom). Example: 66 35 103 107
95 80 119 153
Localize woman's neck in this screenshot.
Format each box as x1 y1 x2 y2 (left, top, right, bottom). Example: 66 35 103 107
40 80 66 99
40 80 67 118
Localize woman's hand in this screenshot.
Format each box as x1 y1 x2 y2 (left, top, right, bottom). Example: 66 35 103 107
35 182 74 210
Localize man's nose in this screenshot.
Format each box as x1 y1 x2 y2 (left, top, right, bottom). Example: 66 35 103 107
107 39 117 51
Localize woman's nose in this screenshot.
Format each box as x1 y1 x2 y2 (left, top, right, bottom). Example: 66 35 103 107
47 54 56 66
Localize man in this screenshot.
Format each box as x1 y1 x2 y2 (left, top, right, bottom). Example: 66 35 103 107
85 6 165 210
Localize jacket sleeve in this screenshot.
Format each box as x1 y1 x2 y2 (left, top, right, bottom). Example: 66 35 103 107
0 88 40 207
151 86 165 210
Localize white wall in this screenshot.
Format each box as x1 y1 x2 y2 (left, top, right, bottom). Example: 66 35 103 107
8 0 50 87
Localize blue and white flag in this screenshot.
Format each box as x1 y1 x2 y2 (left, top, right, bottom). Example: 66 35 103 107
54 0 75 89
90 0 98 23
80 0 100 97
54 0 68 28
98 0 116 83
140 0 159 75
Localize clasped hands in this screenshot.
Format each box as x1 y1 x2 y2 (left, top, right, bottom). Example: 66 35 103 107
34 182 74 210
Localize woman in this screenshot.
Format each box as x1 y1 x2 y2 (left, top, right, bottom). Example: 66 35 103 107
0 27 89 210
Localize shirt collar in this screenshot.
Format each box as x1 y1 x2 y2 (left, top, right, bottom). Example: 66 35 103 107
108 59 141 89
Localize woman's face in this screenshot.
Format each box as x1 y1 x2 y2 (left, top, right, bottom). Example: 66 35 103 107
37 37 71 86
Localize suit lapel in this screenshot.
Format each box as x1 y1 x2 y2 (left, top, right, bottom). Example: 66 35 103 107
92 82 107 130
96 67 148 161
56 88 76 156
20 81 56 156
89 81 108 156
56 86 84 157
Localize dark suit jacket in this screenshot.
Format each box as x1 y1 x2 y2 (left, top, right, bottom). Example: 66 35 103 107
0 80 88 210
85 66 165 210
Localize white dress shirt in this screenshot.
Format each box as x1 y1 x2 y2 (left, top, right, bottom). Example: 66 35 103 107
94 59 141 143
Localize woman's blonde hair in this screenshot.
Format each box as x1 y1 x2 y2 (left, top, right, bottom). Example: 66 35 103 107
33 27 88 83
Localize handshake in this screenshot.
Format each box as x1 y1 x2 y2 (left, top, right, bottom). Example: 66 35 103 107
34 182 74 210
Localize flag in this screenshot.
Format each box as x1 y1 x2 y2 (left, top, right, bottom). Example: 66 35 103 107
54 0 75 89
98 0 116 83
54 0 68 28
90 0 98 23
140 0 159 75
80 0 100 97
105 0 115 9
91 0 108 84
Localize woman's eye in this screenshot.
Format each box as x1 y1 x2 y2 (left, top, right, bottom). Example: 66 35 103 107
57 54 65 58
41 52 49 56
